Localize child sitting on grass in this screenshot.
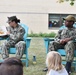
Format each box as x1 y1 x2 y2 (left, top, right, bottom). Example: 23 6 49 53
46 51 68 75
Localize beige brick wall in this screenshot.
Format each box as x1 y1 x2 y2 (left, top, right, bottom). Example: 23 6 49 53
0 0 76 33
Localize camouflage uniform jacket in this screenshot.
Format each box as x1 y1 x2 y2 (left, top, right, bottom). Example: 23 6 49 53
7 24 25 45
54 27 76 43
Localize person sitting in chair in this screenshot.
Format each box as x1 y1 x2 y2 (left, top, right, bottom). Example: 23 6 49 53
49 15 76 75
1 16 26 59
43 15 76 75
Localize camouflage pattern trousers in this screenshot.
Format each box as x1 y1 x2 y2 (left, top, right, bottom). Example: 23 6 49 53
49 41 76 62
1 40 26 59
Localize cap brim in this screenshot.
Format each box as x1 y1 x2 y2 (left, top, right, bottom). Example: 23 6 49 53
7 17 12 23
63 18 66 20
6 20 11 23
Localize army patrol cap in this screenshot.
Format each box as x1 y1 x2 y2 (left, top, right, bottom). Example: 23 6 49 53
64 15 76 22
7 16 18 23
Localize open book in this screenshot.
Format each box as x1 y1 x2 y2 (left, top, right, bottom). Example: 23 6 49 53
0 26 7 36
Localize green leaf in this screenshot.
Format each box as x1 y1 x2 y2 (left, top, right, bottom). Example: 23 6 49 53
70 1 74 6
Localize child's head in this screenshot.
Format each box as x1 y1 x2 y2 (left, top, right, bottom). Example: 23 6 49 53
0 57 23 75
46 51 63 71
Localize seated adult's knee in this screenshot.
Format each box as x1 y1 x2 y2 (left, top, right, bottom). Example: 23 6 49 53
49 41 57 45
15 41 26 47
67 41 73 45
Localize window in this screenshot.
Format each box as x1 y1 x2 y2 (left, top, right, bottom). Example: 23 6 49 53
48 14 76 28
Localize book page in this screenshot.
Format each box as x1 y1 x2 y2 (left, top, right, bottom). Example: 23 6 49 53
0 26 7 36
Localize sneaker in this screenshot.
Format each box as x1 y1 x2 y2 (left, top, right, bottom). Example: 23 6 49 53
43 67 48 72
69 71 71 75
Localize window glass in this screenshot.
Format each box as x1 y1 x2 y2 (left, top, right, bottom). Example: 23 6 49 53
49 14 60 27
48 14 76 28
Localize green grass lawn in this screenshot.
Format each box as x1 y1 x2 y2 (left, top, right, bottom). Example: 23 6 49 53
23 37 76 75
23 37 46 75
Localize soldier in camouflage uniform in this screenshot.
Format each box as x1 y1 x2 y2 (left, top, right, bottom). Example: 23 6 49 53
1 16 26 59
49 15 76 74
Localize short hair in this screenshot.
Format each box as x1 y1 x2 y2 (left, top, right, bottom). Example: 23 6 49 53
46 51 63 71
0 57 23 75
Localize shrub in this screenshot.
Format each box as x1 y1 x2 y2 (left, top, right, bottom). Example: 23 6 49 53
48 32 56 37
28 32 56 37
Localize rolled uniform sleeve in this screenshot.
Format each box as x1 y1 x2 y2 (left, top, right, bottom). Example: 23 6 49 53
54 27 76 42
54 30 62 42
7 25 25 43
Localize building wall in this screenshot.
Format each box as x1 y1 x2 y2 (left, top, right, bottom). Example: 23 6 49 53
0 0 76 33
